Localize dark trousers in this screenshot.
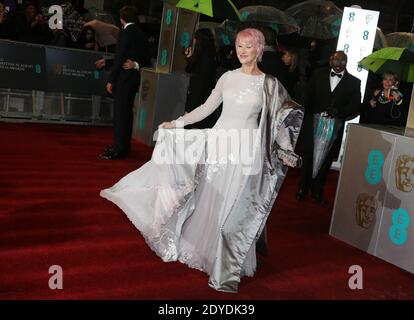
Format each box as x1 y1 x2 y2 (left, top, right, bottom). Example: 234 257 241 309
299 144 335 196
113 75 139 154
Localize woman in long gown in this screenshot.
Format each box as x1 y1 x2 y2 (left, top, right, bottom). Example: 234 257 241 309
100 28 304 293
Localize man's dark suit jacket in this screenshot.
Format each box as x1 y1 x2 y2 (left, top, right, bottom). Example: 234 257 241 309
108 23 151 85
302 67 361 158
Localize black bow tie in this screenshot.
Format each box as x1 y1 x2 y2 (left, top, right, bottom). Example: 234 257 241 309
331 71 343 78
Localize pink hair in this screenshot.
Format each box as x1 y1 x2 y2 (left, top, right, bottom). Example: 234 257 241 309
235 28 265 62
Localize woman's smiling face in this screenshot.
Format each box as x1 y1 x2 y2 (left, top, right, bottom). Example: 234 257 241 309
236 37 258 65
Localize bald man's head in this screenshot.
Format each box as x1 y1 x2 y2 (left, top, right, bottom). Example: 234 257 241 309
330 51 347 73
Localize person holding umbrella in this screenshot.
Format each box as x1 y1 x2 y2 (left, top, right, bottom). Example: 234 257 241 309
359 47 414 127
297 51 361 204
361 71 408 126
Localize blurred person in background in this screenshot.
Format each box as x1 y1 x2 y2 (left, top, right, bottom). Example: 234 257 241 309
14 1 52 44
0 0 15 39
258 26 287 88
183 28 218 129
77 25 98 51
281 48 300 98
217 45 241 72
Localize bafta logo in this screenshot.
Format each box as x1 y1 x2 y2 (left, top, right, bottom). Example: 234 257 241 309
365 14 373 24
395 155 414 192
360 47 368 58
52 64 62 75
356 193 378 229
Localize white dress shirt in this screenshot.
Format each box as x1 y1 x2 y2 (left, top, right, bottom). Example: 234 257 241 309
329 69 345 92
123 22 134 29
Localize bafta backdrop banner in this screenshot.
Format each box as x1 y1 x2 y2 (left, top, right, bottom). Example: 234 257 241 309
0 40 47 91
45 46 107 96
0 40 109 96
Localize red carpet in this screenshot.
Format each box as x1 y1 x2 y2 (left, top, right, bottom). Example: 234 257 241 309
1 122 414 300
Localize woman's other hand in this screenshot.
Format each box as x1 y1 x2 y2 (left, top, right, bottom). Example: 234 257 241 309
160 121 175 129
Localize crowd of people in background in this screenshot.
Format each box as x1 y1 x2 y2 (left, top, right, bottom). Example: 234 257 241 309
0 0 158 55
1 1 412 203
182 24 412 204
185 26 342 124
1 1 80 47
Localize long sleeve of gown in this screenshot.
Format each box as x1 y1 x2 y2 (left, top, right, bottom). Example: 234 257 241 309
175 72 227 127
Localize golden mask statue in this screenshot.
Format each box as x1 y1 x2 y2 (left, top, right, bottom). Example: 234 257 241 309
395 155 414 192
356 193 378 229
52 64 62 75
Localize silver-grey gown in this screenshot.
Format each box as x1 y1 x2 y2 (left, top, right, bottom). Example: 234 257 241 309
100 68 304 292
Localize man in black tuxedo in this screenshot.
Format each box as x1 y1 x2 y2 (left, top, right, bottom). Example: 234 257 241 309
297 51 361 204
100 5 150 160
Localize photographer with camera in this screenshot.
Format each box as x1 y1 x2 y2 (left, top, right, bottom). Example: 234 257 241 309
361 71 408 127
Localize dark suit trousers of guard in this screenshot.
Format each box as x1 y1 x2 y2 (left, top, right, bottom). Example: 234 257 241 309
300 148 336 196
299 127 337 197
113 73 139 155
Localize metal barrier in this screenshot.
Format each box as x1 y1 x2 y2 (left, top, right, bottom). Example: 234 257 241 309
0 39 115 124
0 88 113 124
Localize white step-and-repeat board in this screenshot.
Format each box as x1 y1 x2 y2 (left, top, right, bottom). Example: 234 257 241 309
332 7 380 169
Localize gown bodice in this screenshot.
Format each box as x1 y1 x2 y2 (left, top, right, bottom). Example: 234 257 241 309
177 69 265 130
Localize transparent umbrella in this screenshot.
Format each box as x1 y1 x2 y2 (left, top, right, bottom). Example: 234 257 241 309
374 28 388 49
286 0 342 39
197 21 237 47
386 32 414 49
312 113 342 178
238 5 300 35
